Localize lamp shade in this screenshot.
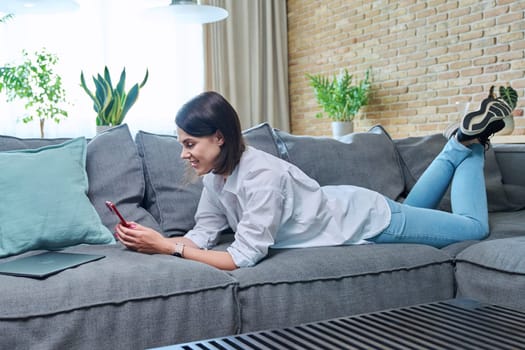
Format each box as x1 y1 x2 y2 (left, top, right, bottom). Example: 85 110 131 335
0 0 79 15
147 0 228 24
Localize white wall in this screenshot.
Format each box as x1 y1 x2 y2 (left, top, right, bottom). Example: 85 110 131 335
0 0 204 138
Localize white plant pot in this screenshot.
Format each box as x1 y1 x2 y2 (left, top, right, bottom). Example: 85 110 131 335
331 121 354 138
96 125 114 135
500 114 515 135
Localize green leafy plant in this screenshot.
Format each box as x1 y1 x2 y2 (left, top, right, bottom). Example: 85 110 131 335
80 66 149 126
0 48 69 138
497 86 518 109
307 68 371 122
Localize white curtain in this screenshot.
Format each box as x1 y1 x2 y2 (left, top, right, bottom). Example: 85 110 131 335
204 0 290 131
0 0 204 138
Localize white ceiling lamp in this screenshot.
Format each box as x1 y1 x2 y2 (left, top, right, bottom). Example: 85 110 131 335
147 0 228 24
0 0 79 15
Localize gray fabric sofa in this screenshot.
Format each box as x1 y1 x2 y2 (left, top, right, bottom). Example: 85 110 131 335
1 123 524 350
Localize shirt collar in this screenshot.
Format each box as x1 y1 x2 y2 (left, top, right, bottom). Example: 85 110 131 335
222 149 246 193
207 146 256 194
215 147 253 193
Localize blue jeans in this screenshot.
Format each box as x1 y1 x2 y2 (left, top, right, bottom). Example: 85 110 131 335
371 137 489 248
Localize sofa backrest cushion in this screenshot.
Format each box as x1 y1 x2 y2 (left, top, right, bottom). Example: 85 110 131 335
390 130 525 212
135 130 203 237
0 137 114 257
85 125 161 232
494 144 525 187
272 128 405 200
243 122 281 157
391 132 447 192
0 124 161 233
136 123 281 236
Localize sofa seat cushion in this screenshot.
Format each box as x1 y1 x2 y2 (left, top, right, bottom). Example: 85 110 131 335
229 243 454 333
456 237 525 312
488 210 525 239
0 244 239 348
441 209 525 257
0 244 237 317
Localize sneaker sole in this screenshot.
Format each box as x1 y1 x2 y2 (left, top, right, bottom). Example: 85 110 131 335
461 99 512 136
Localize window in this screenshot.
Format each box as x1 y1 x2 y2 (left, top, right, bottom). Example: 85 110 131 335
0 0 204 138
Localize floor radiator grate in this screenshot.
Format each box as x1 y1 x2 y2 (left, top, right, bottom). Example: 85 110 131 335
169 299 525 350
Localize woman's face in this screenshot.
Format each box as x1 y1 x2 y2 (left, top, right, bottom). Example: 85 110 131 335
177 128 223 176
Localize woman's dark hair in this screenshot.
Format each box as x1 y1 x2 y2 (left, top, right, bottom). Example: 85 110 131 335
175 91 246 175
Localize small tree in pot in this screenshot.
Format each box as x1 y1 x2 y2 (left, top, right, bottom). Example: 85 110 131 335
307 68 371 137
0 48 69 138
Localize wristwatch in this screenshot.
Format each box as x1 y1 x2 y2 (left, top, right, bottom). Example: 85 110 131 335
173 243 185 258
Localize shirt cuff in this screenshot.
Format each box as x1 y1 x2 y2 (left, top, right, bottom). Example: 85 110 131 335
184 230 214 250
226 243 266 268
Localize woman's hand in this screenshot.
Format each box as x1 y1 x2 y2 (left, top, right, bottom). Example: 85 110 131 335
115 222 172 255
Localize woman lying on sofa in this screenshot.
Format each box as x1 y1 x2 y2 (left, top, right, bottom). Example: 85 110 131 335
115 89 517 270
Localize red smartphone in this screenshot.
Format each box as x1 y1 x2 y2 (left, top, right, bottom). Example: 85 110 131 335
105 201 132 228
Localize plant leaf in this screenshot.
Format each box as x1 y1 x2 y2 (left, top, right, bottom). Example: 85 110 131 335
307 68 371 121
80 71 99 111
116 68 126 95
104 66 113 91
139 69 149 88
121 84 139 122
499 86 518 110
80 66 147 125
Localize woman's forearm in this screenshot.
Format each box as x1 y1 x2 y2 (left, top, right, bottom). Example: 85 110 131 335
166 237 237 270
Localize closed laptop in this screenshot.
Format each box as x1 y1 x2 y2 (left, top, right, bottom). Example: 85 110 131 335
0 251 105 279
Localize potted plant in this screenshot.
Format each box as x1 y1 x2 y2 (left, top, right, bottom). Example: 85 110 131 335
80 66 148 133
307 68 371 137
0 48 69 138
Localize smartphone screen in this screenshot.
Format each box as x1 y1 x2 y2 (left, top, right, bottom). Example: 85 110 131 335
105 201 132 228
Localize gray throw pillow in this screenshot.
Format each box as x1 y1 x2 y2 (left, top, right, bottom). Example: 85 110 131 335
0 124 161 232
135 123 281 236
273 128 405 200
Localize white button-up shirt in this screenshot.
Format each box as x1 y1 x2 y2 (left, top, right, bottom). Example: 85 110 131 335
185 146 391 267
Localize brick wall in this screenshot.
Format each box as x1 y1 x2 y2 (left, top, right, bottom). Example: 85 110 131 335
287 0 525 138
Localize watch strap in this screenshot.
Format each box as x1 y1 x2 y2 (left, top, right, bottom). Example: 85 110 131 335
173 243 185 258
